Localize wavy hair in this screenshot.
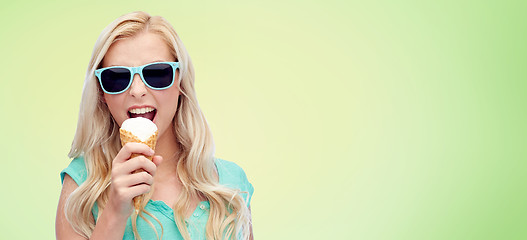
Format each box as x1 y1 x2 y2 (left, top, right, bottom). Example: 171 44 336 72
65 11 251 240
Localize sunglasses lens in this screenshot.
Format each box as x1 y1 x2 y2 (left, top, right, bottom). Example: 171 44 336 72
100 68 131 93
143 63 174 88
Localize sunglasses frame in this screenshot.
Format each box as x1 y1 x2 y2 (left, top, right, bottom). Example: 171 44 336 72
95 61 179 94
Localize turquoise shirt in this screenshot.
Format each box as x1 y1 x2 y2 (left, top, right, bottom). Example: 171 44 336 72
60 157 254 239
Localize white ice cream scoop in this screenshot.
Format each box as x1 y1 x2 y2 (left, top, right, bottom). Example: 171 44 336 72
120 117 158 142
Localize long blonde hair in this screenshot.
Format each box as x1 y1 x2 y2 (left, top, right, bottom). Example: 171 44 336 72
65 11 251 240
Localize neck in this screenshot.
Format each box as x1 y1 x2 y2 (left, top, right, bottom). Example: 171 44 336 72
154 126 181 178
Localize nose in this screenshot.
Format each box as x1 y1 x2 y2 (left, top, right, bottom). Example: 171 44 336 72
129 73 147 97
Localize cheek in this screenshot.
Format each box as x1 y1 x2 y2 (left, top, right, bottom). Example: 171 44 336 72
159 86 180 105
156 90 180 121
104 94 125 123
103 94 115 111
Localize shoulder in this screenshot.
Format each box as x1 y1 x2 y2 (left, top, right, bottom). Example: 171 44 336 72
60 156 88 186
214 158 255 206
214 158 249 185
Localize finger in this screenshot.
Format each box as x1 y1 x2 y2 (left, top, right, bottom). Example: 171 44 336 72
114 142 155 163
152 155 163 167
126 184 152 199
119 155 157 176
113 171 154 189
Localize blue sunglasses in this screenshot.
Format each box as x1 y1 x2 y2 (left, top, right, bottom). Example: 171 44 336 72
95 61 179 94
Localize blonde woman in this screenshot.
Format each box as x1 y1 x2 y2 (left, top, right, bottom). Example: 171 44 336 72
55 11 254 240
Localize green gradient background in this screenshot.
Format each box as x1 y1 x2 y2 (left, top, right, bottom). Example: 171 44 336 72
1 0 526 239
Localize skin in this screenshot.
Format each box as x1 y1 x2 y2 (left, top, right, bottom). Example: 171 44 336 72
56 31 253 239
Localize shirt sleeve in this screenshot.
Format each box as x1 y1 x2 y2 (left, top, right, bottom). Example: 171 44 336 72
59 157 99 221
60 157 88 186
215 158 255 207
240 167 255 207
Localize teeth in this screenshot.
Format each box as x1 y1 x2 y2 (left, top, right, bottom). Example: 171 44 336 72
129 107 155 114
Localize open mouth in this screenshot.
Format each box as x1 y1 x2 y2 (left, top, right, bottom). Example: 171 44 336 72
128 106 157 122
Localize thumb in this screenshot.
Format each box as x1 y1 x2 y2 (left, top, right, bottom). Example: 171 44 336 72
152 155 163 166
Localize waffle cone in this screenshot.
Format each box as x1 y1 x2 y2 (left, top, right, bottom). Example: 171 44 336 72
119 128 158 211
119 128 158 160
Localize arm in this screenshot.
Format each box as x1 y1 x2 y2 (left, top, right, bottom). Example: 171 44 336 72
56 174 128 240
56 143 162 240
249 206 254 240
56 174 90 239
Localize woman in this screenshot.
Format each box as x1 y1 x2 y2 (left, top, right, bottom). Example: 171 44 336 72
56 11 254 240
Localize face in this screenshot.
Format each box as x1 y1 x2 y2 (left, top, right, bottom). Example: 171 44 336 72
101 31 180 141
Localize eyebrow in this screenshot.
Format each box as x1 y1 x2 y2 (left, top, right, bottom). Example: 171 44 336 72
106 60 172 68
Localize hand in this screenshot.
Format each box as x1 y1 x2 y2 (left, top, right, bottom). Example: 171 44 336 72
106 142 163 219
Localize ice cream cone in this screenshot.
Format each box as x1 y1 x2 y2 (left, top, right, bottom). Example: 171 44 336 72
119 128 158 160
119 117 158 212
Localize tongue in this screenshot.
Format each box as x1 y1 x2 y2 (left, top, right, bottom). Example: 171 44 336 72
130 111 155 121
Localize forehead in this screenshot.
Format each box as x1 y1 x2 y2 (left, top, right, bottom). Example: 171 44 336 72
102 31 175 67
